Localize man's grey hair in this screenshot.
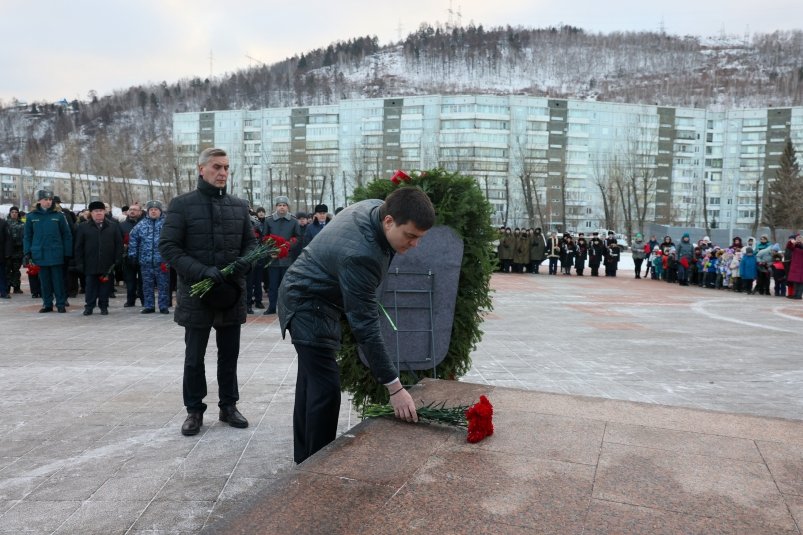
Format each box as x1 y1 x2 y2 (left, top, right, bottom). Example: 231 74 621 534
198 147 227 167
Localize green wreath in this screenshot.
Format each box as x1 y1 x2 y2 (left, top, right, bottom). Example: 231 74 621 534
338 168 497 410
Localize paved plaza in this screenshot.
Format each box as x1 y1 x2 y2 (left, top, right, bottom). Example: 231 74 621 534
0 253 801 533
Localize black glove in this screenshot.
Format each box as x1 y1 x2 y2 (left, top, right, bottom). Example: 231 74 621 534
203 266 225 285
230 258 251 277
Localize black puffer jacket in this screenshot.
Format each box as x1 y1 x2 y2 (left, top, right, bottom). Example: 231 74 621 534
159 178 256 328
277 199 398 384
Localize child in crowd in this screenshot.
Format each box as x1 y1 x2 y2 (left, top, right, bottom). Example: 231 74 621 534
771 252 787 297
739 247 758 294
703 250 718 288
651 248 663 280
730 250 742 291
716 249 730 289
665 248 678 283
605 242 620 277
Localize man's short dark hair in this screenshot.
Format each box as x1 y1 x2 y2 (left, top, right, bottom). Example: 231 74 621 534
380 187 435 230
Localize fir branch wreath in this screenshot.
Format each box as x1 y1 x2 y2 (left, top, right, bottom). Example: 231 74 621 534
338 168 497 410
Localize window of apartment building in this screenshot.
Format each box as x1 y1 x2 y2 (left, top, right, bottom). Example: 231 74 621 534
476 104 509 115
708 197 720 205
705 158 723 168
739 210 756 218
401 119 422 129
309 115 338 124
441 104 476 114
743 118 765 128
402 105 424 115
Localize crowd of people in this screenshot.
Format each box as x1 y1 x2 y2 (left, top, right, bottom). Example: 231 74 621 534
0 189 342 316
496 227 803 299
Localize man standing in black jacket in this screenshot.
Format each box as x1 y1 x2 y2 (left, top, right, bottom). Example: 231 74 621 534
278 187 436 464
119 203 144 307
74 201 123 315
159 148 256 436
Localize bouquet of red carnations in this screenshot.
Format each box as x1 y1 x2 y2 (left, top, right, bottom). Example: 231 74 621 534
363 395 494 443
189 234 294 299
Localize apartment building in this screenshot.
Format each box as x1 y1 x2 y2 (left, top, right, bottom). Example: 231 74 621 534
173 96 803 231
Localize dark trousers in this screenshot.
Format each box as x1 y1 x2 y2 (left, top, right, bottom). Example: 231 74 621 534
84 275 112 310
293 342 341 464
267 265 288 311
7 255 22 290
183 324 241 413
123 260 142 305
633 258 643 278
589 259 601 276
548 258 558 275
39 265 66 307
741 278 755 293
574 259 586 275
0 261 7 297
247 262 264 305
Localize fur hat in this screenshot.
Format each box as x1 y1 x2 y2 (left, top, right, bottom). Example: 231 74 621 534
314 203 328 214
37 190 54 201
88 201 106 212
145 200 163 211
274 196 290 206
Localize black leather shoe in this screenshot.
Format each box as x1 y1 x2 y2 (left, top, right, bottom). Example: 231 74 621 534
181 412 203 436
160 308 169 314
254 302 265 309
100 308 108 315
39 306 53 313
64 301 70 307
247 306 254 314
262 309 275 316
57 306 67 313
123 302 135 308
13 287 23 294
219 406 248 428
141 308 155 314
83 309 93 316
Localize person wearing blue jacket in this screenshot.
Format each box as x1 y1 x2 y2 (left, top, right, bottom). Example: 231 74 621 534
739 246 759 294
129 200 170 313
23 190 73 313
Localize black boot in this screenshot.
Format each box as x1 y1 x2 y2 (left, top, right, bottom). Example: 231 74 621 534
219 406 249 428
181 412 203 436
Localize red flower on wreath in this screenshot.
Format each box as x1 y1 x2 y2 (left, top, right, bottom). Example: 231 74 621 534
26 263 40 277
465 395 494 443
160 262 169 273
390 169 411 185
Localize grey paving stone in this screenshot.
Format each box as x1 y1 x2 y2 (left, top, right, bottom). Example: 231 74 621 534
52 499 149 535
132 500 214 533
0 500 81 533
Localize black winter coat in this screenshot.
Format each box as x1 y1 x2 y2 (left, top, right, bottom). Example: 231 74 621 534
159 178 257 328
74 220 123 275
277 199 398 384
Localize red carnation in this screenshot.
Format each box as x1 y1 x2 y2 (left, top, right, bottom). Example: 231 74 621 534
390 170 411 185
465 395 494 443
99 276 109 283
160 262 169 273
26 264 41 277
264 234 293 259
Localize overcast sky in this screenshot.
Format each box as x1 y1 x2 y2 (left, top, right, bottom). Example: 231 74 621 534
4 0 802 104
